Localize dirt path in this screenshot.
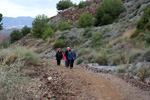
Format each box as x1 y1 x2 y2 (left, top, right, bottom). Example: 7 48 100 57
27 59 150 100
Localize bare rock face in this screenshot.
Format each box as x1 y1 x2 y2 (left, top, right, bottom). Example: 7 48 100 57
50 0 102 26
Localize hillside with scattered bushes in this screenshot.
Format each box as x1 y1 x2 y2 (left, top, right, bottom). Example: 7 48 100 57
1 0 150 99
8 0 150 82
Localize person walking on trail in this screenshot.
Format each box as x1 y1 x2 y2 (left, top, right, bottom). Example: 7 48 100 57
55 48 63 66
68 49 77 69
65 47 71 68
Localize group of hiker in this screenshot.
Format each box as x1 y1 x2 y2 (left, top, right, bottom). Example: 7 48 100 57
55 47 77 69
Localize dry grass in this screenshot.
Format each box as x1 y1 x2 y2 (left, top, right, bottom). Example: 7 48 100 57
0 46 40 100
122 28 136 39
107 28 136 48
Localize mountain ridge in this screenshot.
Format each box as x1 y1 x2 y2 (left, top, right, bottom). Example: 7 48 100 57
2 16 34 29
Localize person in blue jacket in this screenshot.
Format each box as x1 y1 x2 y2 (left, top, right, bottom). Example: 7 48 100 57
68 49 77 69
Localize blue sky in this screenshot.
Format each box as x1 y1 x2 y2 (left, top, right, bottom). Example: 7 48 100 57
0 0 84 18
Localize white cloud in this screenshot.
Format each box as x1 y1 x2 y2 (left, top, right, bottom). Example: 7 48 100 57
0 0 84 18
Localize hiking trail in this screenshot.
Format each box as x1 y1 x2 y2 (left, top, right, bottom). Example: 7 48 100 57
26 59 150 100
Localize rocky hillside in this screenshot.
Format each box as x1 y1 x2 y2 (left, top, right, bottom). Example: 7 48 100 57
50 0 150 26
50 0 101 26
12 0 150 85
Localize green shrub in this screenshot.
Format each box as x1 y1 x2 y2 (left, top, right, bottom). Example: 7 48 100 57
78 12 93 28
83 27 92 38
53 40 66 49
91 32 104 46
58 32 66 40
131 7 150 39
42 27 55 40
117 66 126 73
57 0 74 11
87 53 96 63
0 13 2 30
0 40 9 48
137 7 150 30
78 48 91 57
47 23 57 32
95 53 108 65
100 13 113 25
10 30 23 43
145 33 150 43
76 58 84 65
58 21 71 31
65 35 82 47
95 0 125 26
32 14 49 38
78 1 86 9
21 25 31 36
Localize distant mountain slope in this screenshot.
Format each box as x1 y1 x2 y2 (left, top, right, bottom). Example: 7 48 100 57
2 16 34 29
0 28 21 35
0 34 10 43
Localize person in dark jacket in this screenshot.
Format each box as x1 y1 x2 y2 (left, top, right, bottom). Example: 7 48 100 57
68 49 77 69
55 48 63 66
65 47 71 68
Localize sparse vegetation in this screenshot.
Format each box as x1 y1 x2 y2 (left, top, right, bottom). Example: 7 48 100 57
58 21 71 31
130 7 150 44
78 12 93 28
0 46 40 99
53 40 66 49
95 52 108 65
0 40 9 49
76 58 84 65
117 66 126 73
47 22 58 32
136 65 150 81
78 48 91 57
91 32 104 46
42 27 55 40
83 27 92 38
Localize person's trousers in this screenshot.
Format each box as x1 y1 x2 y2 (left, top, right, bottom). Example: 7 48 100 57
57 60 61 66
66 59 70 67
65 60 68 67
70 60 74 68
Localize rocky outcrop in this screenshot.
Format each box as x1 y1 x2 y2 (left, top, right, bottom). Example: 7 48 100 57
50 0 102 26
50 0 150 26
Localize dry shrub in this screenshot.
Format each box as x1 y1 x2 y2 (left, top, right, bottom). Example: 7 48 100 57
136 64 150 81
5 54 18 66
